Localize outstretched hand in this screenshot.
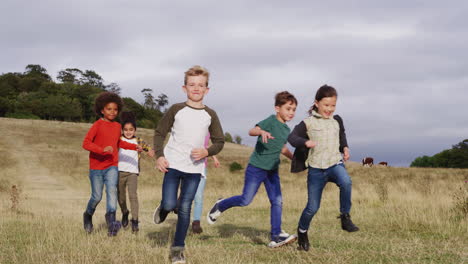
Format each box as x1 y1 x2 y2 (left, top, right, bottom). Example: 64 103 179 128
156 156 169 173
213 159 220 168
260 130 274 143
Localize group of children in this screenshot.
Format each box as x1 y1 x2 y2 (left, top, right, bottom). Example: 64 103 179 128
81 65 359 264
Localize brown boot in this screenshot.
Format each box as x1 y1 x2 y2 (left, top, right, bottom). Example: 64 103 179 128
191 220 203 234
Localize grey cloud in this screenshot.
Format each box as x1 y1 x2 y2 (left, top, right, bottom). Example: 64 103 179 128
2 1 467 166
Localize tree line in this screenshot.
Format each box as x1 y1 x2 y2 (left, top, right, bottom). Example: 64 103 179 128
0 64 167 128
0 64 244 144
410 139 468 168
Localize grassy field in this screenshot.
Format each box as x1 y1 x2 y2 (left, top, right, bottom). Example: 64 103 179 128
0 117 467 264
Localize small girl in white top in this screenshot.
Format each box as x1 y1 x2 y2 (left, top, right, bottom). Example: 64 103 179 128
118 112 155 232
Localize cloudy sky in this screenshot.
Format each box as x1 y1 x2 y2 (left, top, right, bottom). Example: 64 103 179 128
2 1 468 166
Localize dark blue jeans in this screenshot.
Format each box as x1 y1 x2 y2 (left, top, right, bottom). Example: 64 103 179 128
218 164 283 239
85 166 119 214
161 168 201 248
298 163 352 231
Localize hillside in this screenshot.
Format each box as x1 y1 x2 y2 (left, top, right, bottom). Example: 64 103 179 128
0 117 467 264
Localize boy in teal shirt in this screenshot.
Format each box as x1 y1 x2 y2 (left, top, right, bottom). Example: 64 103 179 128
207 91 298 248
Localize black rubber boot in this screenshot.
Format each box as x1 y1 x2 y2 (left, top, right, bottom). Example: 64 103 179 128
131 219 139 233
297 228 310 251
83 211 93 233
122 211 129 228
105 212 122 237
105 212 110 227
339 213 359 232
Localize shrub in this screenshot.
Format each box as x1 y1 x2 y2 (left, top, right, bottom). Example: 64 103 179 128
225 132 233 143
6 112 40 119
229 162 243 172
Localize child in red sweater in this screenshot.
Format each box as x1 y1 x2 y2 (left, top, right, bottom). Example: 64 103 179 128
82 92 141 236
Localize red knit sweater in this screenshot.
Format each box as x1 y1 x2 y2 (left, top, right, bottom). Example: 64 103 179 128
82 119 137 170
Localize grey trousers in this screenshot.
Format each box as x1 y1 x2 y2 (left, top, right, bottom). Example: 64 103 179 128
118 171 139 220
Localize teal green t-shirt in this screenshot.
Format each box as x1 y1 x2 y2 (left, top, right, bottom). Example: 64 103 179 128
249 115 291 170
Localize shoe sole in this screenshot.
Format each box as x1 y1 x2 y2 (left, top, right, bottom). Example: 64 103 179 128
191 229 203 234
268 235 298 248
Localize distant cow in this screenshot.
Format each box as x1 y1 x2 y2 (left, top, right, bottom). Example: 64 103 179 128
362 157 374 167
378 162 388 167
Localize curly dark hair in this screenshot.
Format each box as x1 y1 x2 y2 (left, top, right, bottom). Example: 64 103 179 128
120 111 137 130
94 92 124 117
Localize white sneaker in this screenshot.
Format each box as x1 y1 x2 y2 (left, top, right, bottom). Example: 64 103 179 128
170 248 186 264
268 234 297 248
153 202 169 224
207 198 223 224
279 230 290 238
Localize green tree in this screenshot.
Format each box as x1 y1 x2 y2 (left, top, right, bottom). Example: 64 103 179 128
155 93 169 111
0 97 13 116
0 73 21 99
141 108 163 129
411 139 468 168
410 155 434 167
105 82 121 95
225 132 233 143
234 135 242 144
141 88 156 109
18 76 44 93
122 97 145 121
449 139 468 168
39 82 61 95
81 70 105 89
57 68 83 84
24 64 51 81
43 94 82 121
0 65 155 125
15 91 47 118
72 85 102 121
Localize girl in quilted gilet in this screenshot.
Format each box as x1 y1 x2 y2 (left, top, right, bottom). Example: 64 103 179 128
288 84 359 252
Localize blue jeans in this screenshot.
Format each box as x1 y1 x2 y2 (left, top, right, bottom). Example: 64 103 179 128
298 163 352 231
161 168 201 248
85 166 119 214
218 164 283 239
193 176 206 221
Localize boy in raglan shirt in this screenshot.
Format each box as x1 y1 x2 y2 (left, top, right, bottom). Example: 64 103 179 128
153 65 224 264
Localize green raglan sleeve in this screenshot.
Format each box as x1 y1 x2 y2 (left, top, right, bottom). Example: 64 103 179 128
153 103 184 158
205 107 225 156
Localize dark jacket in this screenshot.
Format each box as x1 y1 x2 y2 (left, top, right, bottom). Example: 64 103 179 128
288 115 348 173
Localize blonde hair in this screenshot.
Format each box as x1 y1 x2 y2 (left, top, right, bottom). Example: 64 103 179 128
184 65 210 86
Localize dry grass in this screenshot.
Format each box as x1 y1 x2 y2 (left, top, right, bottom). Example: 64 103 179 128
0 117 467 264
